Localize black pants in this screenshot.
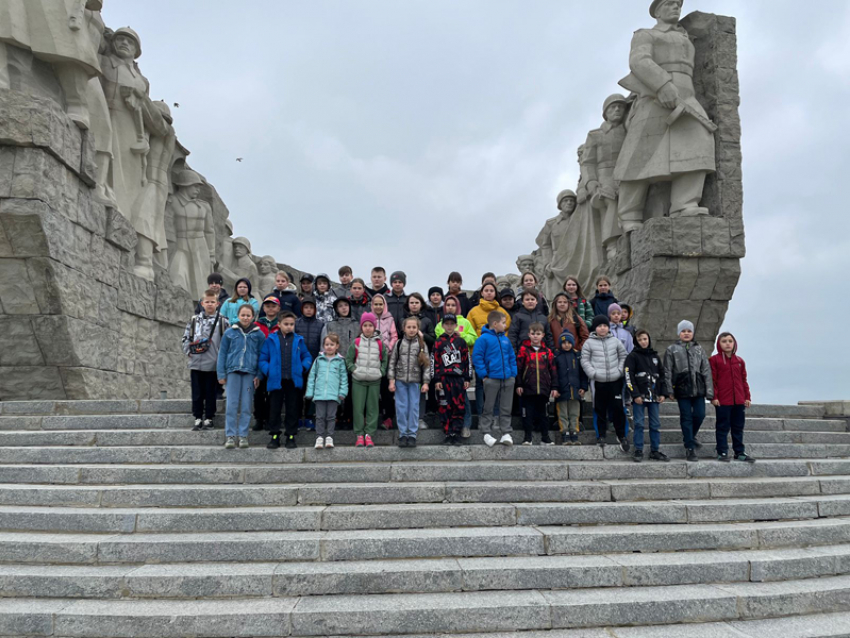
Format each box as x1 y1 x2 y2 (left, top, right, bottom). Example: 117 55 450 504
268 380 302 437
594 380 626 440
438 377 466 435
191 370 218 420
380 377 396 423
522 394 551 440
715 404 746 456
253 378 269 426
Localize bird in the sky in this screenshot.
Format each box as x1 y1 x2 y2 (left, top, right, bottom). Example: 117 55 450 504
173 102 180 108
236 158 243 163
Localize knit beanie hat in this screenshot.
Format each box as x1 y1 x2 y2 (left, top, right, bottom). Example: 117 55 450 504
591 315 610 333
607 303 622 317
428 286 444 298
360 312 378 327
678 320 695 334
560 332 575 347
391 271 407 285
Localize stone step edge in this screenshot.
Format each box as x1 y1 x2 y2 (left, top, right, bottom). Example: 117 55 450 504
3 543 850 600
8 574 850 636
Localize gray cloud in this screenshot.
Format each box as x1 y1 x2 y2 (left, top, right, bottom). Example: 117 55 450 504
104 0 850 404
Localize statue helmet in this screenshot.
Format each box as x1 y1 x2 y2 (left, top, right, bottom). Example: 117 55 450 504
650 0 680 18
603 94 629 119
232 237 252 252
557 189 578 206
173 170 204 188
153 101 173 124
113 27 142 58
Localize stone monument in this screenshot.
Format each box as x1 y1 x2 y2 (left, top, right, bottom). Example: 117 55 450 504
524 1 744 352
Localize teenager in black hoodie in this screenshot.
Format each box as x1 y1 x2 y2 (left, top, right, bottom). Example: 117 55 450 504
590 275 619 318
624 329 669 463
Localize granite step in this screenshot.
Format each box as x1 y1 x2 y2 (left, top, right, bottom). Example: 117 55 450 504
0 427 847 447
2 544 849 599
0 444 848 466
4 518 850 565
0 475 849 510
5 574 850 637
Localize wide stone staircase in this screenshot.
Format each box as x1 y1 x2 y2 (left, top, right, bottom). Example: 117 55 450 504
1 399 850 637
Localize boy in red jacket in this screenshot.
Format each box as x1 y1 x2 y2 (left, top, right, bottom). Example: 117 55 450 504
516 324 558 446
710 332 755 463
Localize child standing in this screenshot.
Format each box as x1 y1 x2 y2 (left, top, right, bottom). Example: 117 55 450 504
621 304 636 337
264 271 301 318
333 265 354 299
499 289 518 321
607 304 634 353
298 274 314 301
582 316 629 452
306 334 349 450
625 329 669 463
664 320 714 462
710 333 755 463
427 286 445 324
591 276 618 318
516 324 558 445
220 278 260 326
346 313 388 447
347 278 371 323
182 290 229 431
371 294 399 430
563 276 594 328
472 311 517 448
388 317 432 447
322 297 360 426
509 290 555 350
386 271 409 333
217 304 264 449
554 332 588 445
313 273 338 324
550 292 590 351
432 314 472 445
259 312 313 450
467 283 511 337
252 295 281 432
296 297 324 430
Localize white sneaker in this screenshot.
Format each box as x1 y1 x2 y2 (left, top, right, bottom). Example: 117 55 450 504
418 419 428 430
499 434 514 446
192 418 203 431
224 436 236 450
315 437 324 449
324 436 334 449
238 437 249 449
483 434 497 447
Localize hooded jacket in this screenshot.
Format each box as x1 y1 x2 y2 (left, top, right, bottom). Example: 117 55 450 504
581 332 626 383
265 288 302 318
296 314 324 360
220 296 260 326
388 336 432 385
216 324 265 378
255 316 280 338
514 288 550 316
610 322 635 354
664 339 714 400
347 293 371 323
591 291 619 318
306 353 349 403
509 307 555 350
431 332 472 381
259 332 312 391
625 337 668 402
182 311 229 372
472 326 517 381
385 291 409 333
322 316 360 362
313 284 338 324
467 299 512 336
516 341 557 395
709 334 751 406
371 294 399 351
435 316 477 350
555 348 588 401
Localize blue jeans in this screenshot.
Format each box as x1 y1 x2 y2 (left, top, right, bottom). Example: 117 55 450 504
633 401 661 452
395 381 421 439
677 397 706 450
225 372 255 438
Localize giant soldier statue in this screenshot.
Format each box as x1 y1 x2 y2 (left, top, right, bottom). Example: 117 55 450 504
536 189 578 299
615 0 716 231
167 170 216 299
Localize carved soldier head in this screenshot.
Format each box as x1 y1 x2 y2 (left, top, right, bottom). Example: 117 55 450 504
173 170 203 200
232 237 252 259
603 94 629 125
557 190 577 216
517 255 535 274
258 256 277 276
650 0 683 23
111 27 142 60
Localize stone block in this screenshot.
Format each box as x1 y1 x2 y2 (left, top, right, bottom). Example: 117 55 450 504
690 257 721 301
745 548 840 583
447 482 610 504
135 507 322 534
643 256 678 299
696 300 729 343
89 234 121 288
701 217 732 256
0 258 39 314
686 498 819 523
0 532 99 564
670 258 700 300
0 565 129 600
155 284 195 326
0 318 43 366
105 208 137 253
0 366 66 401
517 502 687 526
117 270 156 320
127 563 276 598
0 148 15 200
0 198 52 256
321 503 516 531
671 217 703 256
0 598 62 635
665 300 703 336
461 555 621 591
632 217 673 265
614 551 749 587
710 259 741 302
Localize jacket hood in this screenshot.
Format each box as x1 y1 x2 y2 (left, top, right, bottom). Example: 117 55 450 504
444 295 464 317
371 293 393 318
588 332 614 341
477 298 501 313
715 333 738 357
481 326 505 337
234 278 252 295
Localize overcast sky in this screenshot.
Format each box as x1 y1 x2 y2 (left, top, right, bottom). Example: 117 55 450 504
104 1 849 405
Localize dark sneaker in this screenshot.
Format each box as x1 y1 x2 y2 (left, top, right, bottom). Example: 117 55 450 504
717 452 730 463
201 419 214 431
284 436 297 449
648 450 669 462
619 437 630 453
267 434 281 449
398 437 408 448
303 419 316 431
597 438 606 448
633 449 643 463
192 419 203 432
408 437 417 448
693 440 703 450
442 436 454 446
735 453 756 464
540 438 555 446
686 448 699 463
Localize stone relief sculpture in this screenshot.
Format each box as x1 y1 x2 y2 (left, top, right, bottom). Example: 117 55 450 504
535 189 577 299
231 237 259 285
584 94 630 261
615 0 716 231
257 256 278 294
167 170 216 299
516 255 537 279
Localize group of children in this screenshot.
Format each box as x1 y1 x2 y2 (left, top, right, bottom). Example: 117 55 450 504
182 268 754 462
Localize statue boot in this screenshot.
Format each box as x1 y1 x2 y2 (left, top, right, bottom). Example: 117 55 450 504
134 236 156 281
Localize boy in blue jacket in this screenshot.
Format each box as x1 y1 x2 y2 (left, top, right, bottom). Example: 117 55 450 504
259 312 313 449
473 311 518 448
554 332 588 445
217 304 265 449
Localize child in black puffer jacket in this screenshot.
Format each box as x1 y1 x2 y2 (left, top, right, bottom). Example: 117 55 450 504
625 329 669 463
554 332 588 445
